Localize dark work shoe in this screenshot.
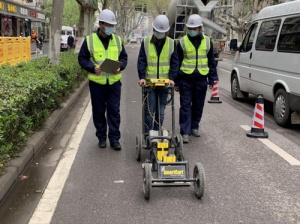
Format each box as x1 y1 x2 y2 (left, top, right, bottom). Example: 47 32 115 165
111 142 122 151
191 129 200 137
98 141 107 148
182 135 189 143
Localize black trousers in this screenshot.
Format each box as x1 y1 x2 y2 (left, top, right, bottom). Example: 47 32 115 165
89 80 122 144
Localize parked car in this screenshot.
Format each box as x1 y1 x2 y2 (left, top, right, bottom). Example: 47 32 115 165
230 0 300 127
60 35 68 51
130 37 138 43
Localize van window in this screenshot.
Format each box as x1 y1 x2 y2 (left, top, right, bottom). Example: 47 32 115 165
255 19 281 51
240 23 258 52
278 17 300 53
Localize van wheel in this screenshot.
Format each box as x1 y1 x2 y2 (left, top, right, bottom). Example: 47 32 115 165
273 89 291 127
231 73 248 100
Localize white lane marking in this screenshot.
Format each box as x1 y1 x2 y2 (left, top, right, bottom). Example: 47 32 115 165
29 102 92 224
114 180 125 183
240 125 300 166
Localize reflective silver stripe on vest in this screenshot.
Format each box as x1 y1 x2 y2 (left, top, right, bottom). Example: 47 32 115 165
148 62 170 67
115 35 121 55
182 64 208 69
205 35 210 54
89 35 99 65
186 55 206 59
169 39 174 57
144 37 149 59
180 38 188 58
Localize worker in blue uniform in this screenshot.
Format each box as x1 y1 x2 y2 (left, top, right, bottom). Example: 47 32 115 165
78 9 128 150
137 15 179 135
175 14 218 143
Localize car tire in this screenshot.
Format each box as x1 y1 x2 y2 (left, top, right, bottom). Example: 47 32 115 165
273 89 291 127
231 73 248 100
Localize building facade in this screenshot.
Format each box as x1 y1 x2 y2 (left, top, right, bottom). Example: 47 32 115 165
0 0 45 37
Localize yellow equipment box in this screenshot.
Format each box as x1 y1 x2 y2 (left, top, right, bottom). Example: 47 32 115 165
162 154 176 162
157 142 169 161
149 78 169 88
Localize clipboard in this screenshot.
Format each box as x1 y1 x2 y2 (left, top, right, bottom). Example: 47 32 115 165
100 58 123 73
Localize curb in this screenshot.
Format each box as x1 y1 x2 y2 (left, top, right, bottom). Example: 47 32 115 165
0 79 89 203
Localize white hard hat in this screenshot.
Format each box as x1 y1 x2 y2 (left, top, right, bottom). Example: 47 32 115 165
98 9 117 25
152 15 170 33
186 14 203 28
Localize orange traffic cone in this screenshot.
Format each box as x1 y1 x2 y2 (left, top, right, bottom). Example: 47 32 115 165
208 80 222 103
246 94 268 138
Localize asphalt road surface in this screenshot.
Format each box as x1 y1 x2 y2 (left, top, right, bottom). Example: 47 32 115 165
1 43 300 224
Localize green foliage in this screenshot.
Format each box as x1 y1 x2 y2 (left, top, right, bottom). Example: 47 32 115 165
43 0 80 27
0 51 87 172
63 0 80 27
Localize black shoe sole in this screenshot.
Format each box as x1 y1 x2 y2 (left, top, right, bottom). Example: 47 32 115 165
98 142 107 148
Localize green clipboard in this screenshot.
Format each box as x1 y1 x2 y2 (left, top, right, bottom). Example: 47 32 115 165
100 58 123 73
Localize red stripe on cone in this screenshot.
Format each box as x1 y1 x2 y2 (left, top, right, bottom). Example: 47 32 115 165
208 80 222 103
246 94 268 138
257 104 263 111
255 113 263 120
254 121 263 129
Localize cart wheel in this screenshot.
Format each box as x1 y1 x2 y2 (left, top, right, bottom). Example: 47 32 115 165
175 134 184 161
136 134 142 161
193 162 205 199
143 163 152 200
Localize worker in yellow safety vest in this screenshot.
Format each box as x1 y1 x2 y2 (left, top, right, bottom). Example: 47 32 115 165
78 9 128 150
137 15 179 134
175 14 218 143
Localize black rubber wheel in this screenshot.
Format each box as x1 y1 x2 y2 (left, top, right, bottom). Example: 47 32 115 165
135 134 142 161
273 89 291 127
143 163 152 200
193 162 205 199
175 134 184 161
231 73 248 100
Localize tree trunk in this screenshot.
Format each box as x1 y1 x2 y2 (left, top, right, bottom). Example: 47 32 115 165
76 0 97 37
49 0 64 65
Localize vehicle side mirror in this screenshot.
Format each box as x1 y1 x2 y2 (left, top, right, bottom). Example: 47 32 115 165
230 39 238 51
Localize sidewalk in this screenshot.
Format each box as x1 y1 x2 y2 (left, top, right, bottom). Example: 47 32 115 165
30 42 48 57
0 79 88 203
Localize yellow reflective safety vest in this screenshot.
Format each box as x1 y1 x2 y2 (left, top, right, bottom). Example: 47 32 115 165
179 34 210 75
143 36 174 80
86 33 122 85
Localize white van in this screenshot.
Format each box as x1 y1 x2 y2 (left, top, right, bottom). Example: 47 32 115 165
230 0 300 127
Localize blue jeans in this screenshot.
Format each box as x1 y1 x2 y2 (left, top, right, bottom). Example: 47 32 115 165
144 88 168 133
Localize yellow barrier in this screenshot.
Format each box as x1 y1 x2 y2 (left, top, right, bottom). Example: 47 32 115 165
0 37 31 66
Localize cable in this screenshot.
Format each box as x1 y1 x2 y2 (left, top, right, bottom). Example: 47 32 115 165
142 87 172 134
